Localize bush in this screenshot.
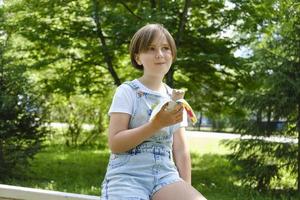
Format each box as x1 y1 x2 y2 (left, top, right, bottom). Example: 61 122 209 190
0 88 48 180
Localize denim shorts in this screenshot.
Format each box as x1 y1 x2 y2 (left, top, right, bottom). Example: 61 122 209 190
100 143 182 200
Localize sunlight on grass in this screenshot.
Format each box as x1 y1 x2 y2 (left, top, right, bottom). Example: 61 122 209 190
188 137 232 155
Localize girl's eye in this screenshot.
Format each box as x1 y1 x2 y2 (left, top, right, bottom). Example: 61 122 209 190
162 46 170 50
148 47 155 51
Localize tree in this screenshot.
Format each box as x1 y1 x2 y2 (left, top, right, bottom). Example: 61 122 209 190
0 4 48 179
226 0 300 192
48 94 110 147
3 0 240 127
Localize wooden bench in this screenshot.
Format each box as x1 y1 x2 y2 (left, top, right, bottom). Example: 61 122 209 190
0 184 99 200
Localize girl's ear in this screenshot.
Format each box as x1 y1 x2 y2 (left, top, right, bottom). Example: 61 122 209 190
135 54 142 65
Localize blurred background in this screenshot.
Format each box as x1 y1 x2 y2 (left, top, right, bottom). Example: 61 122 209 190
0 0 299 199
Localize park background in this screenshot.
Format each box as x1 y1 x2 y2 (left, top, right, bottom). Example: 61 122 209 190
0 0 299 199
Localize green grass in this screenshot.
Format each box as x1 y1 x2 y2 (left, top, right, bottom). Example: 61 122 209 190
2 134 299 199
188 137 232 155
5 145 109 195
191 153 298 200
189 137 298 199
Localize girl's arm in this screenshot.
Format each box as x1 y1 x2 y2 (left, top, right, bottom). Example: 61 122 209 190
108 103 183 153
172 127 192 184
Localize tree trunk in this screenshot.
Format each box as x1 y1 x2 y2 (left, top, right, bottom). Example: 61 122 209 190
297 103 300 192
266 106 271 136
0 48 3 89
92 0 121 86
297 22 300 193
198 111 203 131
166 0 191 87
0 140 4 169
120 2 142 20
0 34 9 90
150 0 156 9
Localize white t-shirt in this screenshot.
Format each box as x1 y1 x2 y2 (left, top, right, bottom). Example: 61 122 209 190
108 79 188 128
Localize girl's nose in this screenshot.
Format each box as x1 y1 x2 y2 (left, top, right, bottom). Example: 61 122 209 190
155 49 163 58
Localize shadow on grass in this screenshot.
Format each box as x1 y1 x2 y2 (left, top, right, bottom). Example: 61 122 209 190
191 153 299 200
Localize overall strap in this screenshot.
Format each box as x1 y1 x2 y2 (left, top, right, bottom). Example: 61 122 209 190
123 80 146 98
124 80 169 98
123 80 152 116
123 81 140 91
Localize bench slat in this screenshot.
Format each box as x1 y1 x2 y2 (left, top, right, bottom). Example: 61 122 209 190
0 184 99 200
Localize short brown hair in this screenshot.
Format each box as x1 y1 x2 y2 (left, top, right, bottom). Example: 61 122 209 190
129 24 177 70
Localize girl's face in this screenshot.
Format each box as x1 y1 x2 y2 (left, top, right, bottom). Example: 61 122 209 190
135 34 173 78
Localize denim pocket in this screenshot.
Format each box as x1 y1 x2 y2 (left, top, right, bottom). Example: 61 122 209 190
108 154 131 169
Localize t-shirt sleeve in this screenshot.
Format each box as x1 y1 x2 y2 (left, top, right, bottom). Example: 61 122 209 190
108 84 134 116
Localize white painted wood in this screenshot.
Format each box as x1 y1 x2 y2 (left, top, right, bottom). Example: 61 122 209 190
0 184 99 200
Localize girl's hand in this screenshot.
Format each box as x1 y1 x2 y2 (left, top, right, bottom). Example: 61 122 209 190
151 102 184 129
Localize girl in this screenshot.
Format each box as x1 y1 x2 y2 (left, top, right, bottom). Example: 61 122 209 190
101 23 206 200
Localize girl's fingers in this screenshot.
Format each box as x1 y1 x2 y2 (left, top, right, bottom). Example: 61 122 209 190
170 104 183 114
175 114 183 121
174 110 183 121
161 102 170 111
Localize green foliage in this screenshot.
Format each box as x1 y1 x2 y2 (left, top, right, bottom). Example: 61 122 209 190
0 91 47 180
0 0 243 151
226 0 300 191
2 0 240 117
0 14 48 180
48 93 111 147
2 0 299 194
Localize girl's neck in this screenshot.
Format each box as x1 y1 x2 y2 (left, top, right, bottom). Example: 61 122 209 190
138 75 164 92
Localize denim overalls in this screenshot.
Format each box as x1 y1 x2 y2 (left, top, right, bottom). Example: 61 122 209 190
100 80 182 200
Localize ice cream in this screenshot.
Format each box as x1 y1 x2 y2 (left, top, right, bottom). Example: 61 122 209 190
151 89 197 124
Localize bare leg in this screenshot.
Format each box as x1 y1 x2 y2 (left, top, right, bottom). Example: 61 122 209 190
152 181 207 200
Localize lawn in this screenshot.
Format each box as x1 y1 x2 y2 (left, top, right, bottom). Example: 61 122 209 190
2 132 299 200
